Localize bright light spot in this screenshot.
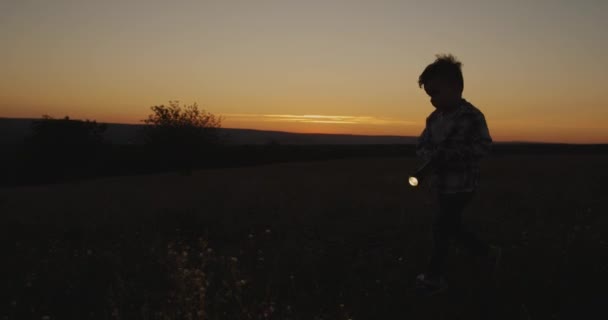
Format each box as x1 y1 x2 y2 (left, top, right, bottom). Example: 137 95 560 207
409 177 419 187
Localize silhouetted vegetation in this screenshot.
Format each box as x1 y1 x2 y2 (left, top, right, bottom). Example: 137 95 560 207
27 115 107 146
141 101 222 175
14 116 108 183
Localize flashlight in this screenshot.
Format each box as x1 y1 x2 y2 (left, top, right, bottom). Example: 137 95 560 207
408 159 434 187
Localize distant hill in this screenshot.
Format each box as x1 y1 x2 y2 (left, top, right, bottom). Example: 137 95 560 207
219 128 418 145
0 117 418 145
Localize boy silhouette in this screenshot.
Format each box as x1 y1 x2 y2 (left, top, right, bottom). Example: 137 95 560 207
414 54 501 296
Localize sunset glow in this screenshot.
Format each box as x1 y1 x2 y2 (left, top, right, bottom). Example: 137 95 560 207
1 0 607 143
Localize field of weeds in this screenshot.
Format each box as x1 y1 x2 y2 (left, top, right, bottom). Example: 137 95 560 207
2 155 607 319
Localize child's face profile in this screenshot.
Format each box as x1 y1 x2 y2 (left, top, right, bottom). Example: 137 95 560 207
423 78 461 111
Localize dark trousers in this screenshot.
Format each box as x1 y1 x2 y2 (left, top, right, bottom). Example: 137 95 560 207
427 191 489 277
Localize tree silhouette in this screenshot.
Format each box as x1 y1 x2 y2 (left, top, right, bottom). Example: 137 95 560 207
141 100 222 174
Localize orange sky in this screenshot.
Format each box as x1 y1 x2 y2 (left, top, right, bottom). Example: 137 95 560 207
1 0 607 143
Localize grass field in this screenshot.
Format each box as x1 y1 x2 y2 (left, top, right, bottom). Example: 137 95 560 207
2 155 607 319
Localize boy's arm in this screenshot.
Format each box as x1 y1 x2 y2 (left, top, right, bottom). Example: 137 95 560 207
416 126 434 161
433 113 492 162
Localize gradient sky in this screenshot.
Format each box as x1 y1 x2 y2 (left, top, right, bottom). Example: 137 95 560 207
1 0 607 143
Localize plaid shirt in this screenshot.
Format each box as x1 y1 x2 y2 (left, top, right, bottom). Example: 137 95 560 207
416 98 492 193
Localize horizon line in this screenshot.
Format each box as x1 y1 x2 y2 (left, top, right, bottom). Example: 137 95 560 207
2 116 607 145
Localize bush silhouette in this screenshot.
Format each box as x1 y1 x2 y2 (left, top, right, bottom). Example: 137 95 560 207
27 115 106 146
141 100 222 174
22 115 107 180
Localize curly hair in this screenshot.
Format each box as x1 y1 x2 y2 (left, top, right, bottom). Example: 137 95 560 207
418 54 464 92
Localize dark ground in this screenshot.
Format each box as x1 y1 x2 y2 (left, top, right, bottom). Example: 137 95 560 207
1 154 607 319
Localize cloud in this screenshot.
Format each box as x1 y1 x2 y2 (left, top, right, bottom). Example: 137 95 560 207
223 113 414 126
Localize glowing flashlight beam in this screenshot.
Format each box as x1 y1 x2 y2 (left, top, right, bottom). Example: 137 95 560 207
409 176 419 187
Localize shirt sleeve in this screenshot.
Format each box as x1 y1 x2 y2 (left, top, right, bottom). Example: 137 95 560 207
416 126 434 161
